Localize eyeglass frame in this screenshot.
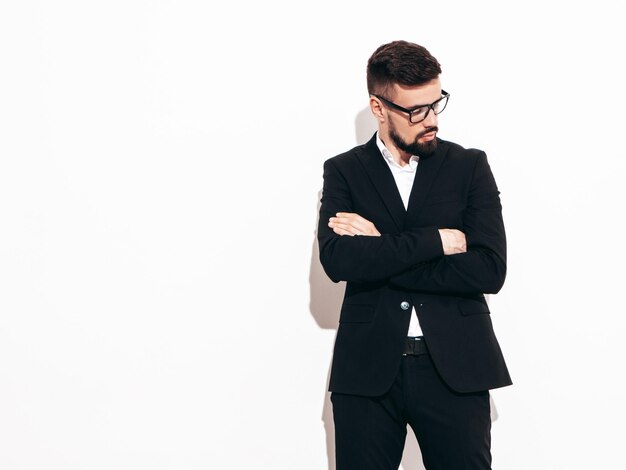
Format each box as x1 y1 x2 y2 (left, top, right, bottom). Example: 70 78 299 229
371 90 450 124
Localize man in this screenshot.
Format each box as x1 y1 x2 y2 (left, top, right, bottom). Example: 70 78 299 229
317 40 512 470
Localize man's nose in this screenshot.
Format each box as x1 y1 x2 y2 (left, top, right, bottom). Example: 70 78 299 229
423 108 438 128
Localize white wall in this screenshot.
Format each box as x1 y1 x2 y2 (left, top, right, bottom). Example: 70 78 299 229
1 1 625 469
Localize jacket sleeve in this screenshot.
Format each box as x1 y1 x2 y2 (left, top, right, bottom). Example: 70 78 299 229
389 152 507 295
317 158 444 284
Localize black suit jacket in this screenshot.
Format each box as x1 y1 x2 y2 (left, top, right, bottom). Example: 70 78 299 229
317 133 512 396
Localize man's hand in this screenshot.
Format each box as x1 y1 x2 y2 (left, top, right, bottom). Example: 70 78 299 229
329 212 381 237
438 229 466 255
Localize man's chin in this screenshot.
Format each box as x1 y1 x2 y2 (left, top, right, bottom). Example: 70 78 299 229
389 127 438 157
416 138 437 157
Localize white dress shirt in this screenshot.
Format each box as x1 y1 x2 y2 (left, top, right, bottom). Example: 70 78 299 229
376 134 423 337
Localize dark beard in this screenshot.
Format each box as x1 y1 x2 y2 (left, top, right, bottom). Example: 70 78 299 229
389 125 438 157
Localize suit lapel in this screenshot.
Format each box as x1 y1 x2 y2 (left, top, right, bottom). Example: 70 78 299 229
356 135 406 232
405 139 449 224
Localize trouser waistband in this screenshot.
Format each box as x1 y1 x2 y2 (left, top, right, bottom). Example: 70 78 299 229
403 336 428 356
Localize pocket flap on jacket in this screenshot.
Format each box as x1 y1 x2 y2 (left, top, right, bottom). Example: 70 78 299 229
459 300 491 316
339 304 375 323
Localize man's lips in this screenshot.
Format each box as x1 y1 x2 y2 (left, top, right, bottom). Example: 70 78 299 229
418 127 438 140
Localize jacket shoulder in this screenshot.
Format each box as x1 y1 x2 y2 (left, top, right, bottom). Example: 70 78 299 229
323 142 369 168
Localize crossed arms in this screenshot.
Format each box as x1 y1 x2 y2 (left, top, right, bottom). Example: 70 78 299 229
317 152 506 295
328 212 467 255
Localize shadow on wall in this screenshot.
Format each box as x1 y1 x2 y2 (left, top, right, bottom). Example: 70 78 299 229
308 106 378 331
308 107 498 470
354 106 378 145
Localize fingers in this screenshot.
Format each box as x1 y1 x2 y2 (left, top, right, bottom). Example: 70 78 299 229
330 225 356 236
330 219 365 234
329 212 381 237
330 213 367 235
329 219 362 236
335 212 364 221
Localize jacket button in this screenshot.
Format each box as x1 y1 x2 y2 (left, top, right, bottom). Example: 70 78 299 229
400 301 410 310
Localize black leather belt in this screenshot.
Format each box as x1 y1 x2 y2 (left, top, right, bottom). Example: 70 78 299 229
403 336 428 356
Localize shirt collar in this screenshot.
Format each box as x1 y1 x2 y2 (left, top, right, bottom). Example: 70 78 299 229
376 133 419 171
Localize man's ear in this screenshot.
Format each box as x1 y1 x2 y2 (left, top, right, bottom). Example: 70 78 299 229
369 96 385 123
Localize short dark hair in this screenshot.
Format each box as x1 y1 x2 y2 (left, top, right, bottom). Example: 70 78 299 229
367 40 441 98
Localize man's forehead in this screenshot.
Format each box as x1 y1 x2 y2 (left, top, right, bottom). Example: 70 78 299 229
392 80 442 106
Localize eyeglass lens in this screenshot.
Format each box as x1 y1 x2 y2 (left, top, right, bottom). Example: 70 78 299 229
410 95 448 123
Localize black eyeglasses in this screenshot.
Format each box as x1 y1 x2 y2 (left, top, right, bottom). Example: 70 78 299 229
372 90 450 124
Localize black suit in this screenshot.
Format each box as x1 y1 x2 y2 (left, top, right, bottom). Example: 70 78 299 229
318 133 512 469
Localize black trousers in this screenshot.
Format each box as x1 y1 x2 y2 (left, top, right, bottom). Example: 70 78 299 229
332 353 492 470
